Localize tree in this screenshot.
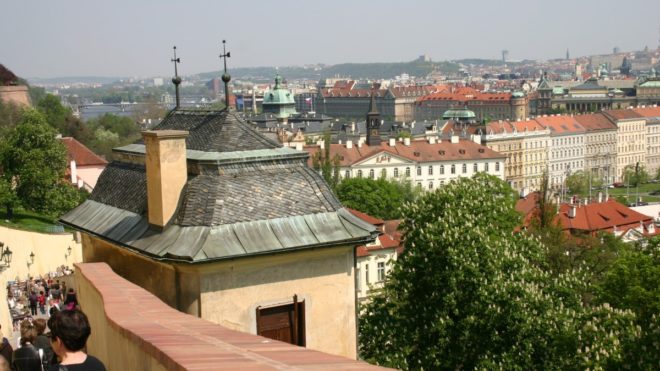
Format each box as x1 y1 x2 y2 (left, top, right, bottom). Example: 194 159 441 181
622 163 649 188
311 131 340 190
0 109 84 217
335 177 417 220
37 94 70 133
86 113 142 160
359 173 641 370
0 99 24 137
565 170 589 196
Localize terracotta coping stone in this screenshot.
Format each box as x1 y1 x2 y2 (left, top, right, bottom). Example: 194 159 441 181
75 262 390 370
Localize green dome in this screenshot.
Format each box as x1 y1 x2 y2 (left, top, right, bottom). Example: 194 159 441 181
442 107 476 120
263 74 295 105
512 91 524 98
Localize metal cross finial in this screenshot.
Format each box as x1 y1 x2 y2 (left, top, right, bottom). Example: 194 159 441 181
171 46 181 77
220 40 231 75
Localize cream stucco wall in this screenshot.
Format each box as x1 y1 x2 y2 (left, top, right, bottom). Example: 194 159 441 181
0 226 82 333
75 165 106 189
198 246 358 359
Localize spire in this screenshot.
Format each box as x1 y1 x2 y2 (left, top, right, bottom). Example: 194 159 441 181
368 90 379 115
366 91 381 147
219 39 232 109
171 46 182 109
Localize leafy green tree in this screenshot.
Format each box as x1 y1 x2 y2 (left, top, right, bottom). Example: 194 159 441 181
37 94 70 132
359 173 640 370
0 109 84 217
595 239 660 367
85 113 141 160
0 99 24 137
335 177 418 220
311 132 340 189
622 163 649 188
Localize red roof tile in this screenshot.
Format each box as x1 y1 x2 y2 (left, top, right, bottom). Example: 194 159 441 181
534 115 585 134
632 106 660 118
573 113 617 131
486 119 546 134
417 87 512 103
347 208 384 226
60 137 108 166
558 200 653 233
603 109 644 120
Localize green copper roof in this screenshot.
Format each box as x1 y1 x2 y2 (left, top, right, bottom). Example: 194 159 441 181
640 80 660 88
263 74 296 106
552 87 565 95
443 107 476 119
512 91 524 98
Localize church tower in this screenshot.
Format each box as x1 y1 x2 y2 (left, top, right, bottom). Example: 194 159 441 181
366 92 381 146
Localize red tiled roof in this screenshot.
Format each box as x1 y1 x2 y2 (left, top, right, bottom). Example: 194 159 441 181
305 139 505 167
486 119 546 134
573 113 617 131
632 106 660 118
603 109 644 120
534 115 585 134
347 208 384 226
60 137 108 166
558 200 653 233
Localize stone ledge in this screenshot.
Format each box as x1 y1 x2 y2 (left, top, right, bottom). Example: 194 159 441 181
75 262 388 370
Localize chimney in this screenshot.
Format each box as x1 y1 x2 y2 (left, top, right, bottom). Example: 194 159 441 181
142 130 189 229
346 140 353 149
471 134 481 144
389 138 396 147
70 160 77 184
451 135 459 144
318 140 325 150
295 142 303 151
568 205 576 219
404 137 411 146
357 140 363 148
428 136 436 144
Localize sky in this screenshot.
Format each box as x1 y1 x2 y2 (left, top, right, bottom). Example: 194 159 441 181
2 0 659 79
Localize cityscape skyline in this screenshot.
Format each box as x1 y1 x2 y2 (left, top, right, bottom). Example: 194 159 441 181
1 0 660 79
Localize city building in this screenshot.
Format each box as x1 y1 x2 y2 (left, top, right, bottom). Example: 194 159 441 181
415 86 529 122
316 81 441 122
602 109 647 181
483 119 550 193
261 74 298 122
348 209 402 303
60 108 377 359
573 113 618 185
535 115 586 189
633 105 660 176
60 137 108 191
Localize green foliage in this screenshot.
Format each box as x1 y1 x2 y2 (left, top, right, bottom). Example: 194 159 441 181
0 99 24 137
565 170 602 197
311 132 340 189
359 173 641 370
622 163 649 188
85 113 141 159
0 109 85 217
335 177 418 220
37 94 70 132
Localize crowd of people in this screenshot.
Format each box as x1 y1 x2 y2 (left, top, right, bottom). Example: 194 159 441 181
0 310 106 370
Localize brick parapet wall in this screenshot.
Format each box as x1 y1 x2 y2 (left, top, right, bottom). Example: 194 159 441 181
75 262 388 370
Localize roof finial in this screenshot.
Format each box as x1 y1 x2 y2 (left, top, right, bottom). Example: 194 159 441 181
219 39 232 109
171 46 182 109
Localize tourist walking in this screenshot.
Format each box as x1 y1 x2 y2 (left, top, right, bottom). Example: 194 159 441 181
28 292 38 316
38 291 46 315
11 321 42 371
33 319 54 369
47 310 106 370
63 289 78 311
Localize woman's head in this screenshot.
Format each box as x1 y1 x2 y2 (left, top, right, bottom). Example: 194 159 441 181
33 318 47 336
47 310 91 353
19 321 37 345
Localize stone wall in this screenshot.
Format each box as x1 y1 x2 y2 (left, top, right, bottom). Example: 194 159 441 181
0 86 30 106
75 262 385 370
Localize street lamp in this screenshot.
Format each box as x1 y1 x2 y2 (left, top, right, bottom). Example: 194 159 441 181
65 246 72 259
0 242 13 269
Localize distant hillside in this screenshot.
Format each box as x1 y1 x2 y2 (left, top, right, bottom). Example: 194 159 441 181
27 76 122 85
198 59 461 82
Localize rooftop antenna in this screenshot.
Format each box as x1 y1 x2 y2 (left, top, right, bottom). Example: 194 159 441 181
219 39 231 109
171 46 182 109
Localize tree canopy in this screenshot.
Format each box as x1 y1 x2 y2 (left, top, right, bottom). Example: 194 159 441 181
0 109 86 217
334 177 419 220
359 173 642 370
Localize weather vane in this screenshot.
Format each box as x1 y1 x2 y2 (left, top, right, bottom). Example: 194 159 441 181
219 40 232 108
171 46 182 109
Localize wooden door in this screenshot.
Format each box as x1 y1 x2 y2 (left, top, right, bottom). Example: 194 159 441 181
256 295 305 346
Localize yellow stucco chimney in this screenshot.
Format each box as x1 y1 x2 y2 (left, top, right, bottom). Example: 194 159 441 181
142 130 189 228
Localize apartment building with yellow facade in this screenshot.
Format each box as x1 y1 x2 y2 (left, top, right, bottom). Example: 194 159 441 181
603 110 647 181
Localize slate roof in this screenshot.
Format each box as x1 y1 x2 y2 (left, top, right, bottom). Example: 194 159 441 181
61 108 376 263
152 110 280 152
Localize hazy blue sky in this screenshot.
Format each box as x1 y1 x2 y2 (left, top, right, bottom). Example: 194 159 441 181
2 0 659 78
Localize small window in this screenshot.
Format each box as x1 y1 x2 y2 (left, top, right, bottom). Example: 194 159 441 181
381 169 387 178
357 170 363 178
377 262 385 282
451 164 456 174
365 264 370 284
462 163 467 173
369 169 375 179
473 163 478 172
440 165 444 174
428 181 433 190
405 167 411 177
428 166 433 175
485 163 489 172
495 162 500 171
417 166 422 176
344 170 350 178
394 168 399 177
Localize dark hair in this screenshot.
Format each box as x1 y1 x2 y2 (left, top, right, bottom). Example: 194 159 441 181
47 310 91 352
20 321 37 345
34 318 47 335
